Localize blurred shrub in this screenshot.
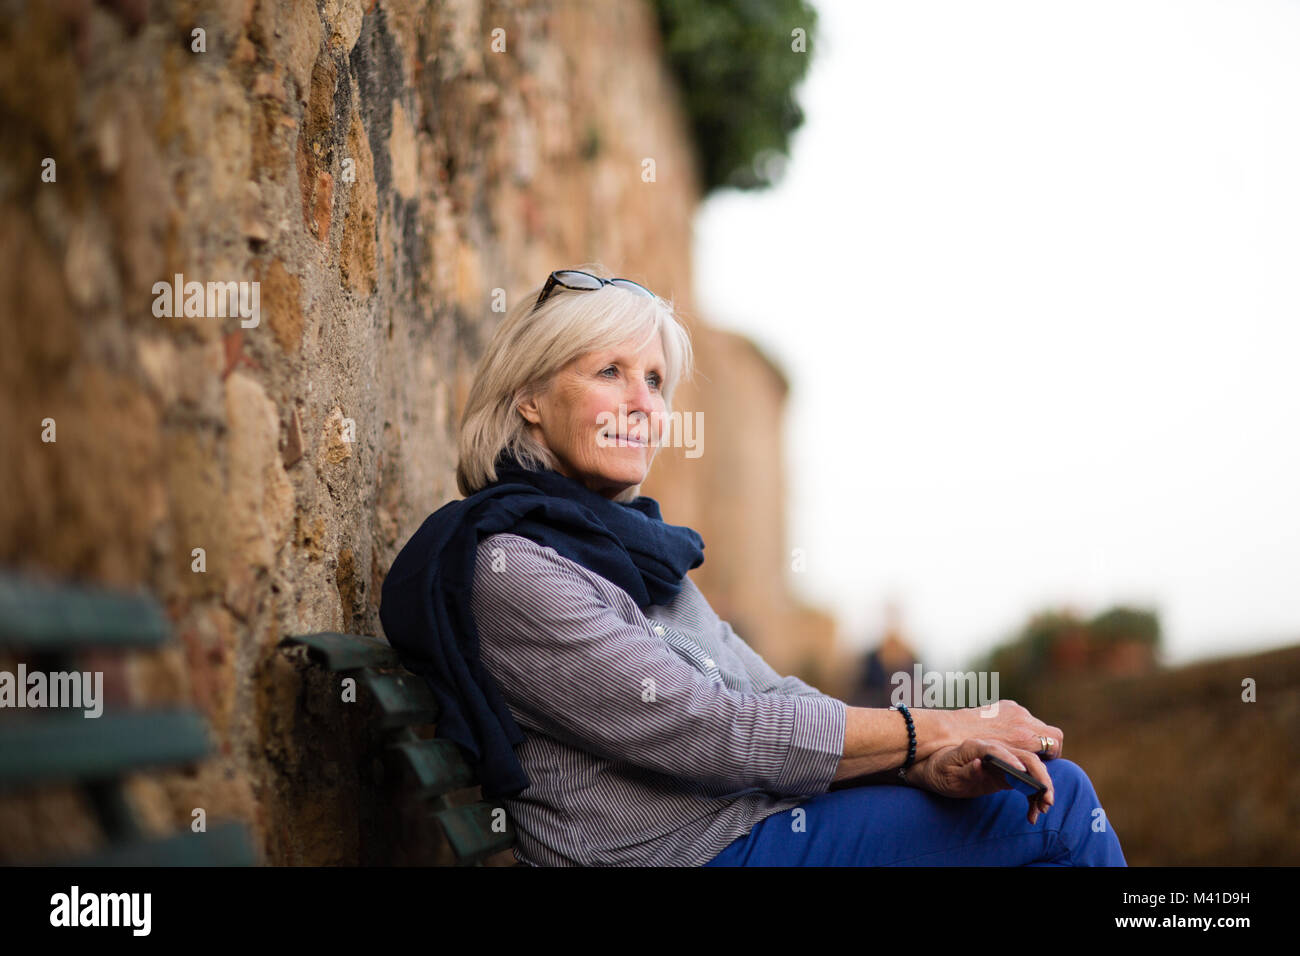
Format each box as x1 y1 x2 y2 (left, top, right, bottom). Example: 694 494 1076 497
650 0 819 194
1089 606 1161 647
976 605 1162 702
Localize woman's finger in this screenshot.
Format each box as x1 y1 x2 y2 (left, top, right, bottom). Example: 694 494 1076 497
981 743 1054 821
989 743 1043 824
954 741 1011 798
1034 723 1065 759
970 741 1024 796
1011 749 1055 809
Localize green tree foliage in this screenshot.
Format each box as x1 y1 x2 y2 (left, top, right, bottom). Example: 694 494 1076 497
1089 606 1161 647
649 0 819 194
975 605 1162 702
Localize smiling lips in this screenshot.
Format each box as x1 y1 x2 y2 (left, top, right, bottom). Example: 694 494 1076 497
603 431 650 447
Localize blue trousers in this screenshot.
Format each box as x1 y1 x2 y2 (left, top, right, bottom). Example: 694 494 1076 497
704 758 1126 866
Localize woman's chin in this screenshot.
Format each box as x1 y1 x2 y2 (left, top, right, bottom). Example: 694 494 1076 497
603 461 649 487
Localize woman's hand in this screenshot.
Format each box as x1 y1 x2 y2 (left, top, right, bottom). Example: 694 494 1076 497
941 699 1065 762
911 738 1055 825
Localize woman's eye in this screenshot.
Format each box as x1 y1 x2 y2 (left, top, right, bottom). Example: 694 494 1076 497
601 365 661 388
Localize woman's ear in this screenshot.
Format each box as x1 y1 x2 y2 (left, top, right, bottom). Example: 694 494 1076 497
516 389 542 425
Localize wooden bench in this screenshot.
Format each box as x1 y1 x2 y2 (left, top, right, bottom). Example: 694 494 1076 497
278 631 518 866
0 572 258 865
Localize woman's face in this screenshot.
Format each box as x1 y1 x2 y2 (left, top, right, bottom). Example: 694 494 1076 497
518 334 668 499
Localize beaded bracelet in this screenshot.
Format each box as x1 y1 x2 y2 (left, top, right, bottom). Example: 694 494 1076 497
892 702 917 780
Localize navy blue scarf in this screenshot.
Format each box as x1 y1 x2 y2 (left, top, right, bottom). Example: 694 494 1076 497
378 450 705 798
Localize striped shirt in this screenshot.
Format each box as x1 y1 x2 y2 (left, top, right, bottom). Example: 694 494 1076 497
470 532 848 866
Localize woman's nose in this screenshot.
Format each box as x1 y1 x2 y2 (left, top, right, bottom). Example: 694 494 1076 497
622 375 655 413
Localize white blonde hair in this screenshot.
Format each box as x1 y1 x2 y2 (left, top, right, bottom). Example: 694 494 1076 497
456 261 695 502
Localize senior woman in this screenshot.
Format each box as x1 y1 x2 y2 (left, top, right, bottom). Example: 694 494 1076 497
379 265 1127 867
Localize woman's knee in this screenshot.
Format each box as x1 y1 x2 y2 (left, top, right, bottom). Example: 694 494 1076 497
1042 758 1126 865
1046 757 1092 789
1045 758 1106 814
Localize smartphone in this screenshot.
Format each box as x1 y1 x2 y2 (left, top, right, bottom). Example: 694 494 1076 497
981 754 1047 797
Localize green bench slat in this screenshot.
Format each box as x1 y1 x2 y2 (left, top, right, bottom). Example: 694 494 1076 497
362 671 439 728
279 632 401 671
0 711 211 789
433 801 516 865
0 573 171 650
284 629 519 863
388 738 475 796
54 822 258 866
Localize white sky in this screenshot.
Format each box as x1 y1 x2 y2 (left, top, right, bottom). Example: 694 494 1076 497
693 0 1300 669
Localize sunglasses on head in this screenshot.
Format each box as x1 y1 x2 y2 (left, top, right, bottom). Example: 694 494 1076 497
531 270 656 314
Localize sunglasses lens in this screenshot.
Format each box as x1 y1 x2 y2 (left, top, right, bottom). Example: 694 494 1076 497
554 270 605 290
609 279 654 298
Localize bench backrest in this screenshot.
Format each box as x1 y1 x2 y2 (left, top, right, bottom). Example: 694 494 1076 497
0 572 258 865
279 631 518 866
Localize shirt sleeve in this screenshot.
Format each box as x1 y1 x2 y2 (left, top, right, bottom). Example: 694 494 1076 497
715 616 833 698
470 535 846 797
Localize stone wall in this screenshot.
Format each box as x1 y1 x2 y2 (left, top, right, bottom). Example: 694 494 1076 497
0 0 838 864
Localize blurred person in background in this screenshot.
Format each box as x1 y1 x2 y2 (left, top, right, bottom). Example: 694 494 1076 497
849 601 919 709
